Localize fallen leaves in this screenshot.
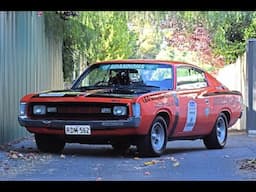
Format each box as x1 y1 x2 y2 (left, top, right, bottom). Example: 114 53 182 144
172 161 180 167
133 156 182 176
7 150 38 161
239 158 256 171
144 171 151 175
96 177 102 181
0 136 53 178
8 150 20 159
0 149 52 178
143 159 165 166
144 160 156 166
134 156 181 171
165 156 181 167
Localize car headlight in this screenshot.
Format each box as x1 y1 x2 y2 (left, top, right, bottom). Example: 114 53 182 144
19 102 27 116
33 105 46 115
113 106 127 116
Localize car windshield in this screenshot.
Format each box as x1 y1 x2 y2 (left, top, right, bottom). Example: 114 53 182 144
72 63 173 91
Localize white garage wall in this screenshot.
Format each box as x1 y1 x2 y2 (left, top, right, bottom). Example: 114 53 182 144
216 53 246 130
0 11 64 144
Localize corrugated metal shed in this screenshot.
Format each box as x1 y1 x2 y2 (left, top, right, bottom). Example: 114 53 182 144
0 11 64 144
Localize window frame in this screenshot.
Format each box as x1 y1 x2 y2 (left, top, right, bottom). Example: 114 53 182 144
176 65 209 90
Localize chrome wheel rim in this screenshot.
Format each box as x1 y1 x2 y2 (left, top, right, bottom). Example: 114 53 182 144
216 117 226 144
151 122 165 151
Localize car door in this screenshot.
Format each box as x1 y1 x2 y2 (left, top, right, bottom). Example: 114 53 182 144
172 66 209 137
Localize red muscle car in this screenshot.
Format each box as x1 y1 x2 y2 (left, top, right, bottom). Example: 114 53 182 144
18 59 243 157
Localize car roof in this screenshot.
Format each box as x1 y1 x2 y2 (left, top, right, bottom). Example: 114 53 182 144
94 59 193 66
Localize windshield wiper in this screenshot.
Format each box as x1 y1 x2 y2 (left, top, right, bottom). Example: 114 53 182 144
110 84 159 93
72 84 161 93
130 84 160 90
140 85 160 88
133 84 172 90
72 85 108 91
109 88 149 94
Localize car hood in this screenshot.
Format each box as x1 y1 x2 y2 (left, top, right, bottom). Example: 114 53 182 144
34 88 151 99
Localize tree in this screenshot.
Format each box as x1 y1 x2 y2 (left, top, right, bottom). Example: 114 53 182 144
155 11 256 67
155 12 224 70
47 11 256 81
62 11 137 82
206 11 253 64
244 12 256 42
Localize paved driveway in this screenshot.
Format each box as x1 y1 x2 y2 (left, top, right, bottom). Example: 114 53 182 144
0 131 256 181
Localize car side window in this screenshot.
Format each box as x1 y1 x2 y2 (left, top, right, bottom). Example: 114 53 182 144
176 66 208 90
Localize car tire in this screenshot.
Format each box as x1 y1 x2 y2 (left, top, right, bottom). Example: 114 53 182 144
138 116 167 157
203 112 228 149
35 134 65 153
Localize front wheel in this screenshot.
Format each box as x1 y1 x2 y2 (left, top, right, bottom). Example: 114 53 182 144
138 116 167 157
35 134 65 153
203 113 228 149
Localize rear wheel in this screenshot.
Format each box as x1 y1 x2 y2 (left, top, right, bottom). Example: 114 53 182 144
35 134 65 153
203 112 228 149
138 116 167 157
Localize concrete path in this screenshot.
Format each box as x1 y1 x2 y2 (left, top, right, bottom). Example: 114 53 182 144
0 131 256 181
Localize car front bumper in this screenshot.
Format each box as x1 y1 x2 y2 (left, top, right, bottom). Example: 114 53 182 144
18 116 141 130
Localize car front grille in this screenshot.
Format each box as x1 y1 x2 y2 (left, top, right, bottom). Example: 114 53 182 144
28 102 129 120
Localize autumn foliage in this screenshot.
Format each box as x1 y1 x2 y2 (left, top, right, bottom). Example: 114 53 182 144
162 18 225 68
